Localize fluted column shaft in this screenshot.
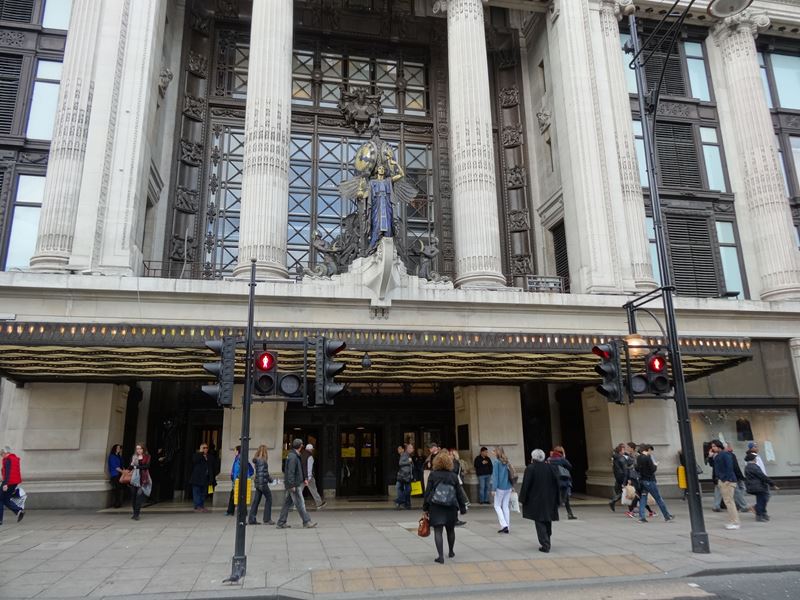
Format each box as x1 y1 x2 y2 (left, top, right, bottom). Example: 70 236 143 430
599 0 656 291
233 0 293 279
712 11 800 301
30 0 102 271
547 0 621 293
445 0 505 288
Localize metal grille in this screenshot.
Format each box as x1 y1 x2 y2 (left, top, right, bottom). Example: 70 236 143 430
0 0 34 23
0 54 22 135
665 214 720 298
552 221 570 293
656 122 702 189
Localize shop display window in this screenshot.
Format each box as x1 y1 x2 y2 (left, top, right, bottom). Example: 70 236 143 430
690 408 800 478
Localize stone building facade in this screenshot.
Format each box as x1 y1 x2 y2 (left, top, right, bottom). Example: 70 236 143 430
0 0 799 507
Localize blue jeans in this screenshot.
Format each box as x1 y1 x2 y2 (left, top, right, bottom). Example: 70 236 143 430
754 492 769 516
639 480 671 521
478 475 491 503
191 484 206 509
0 484 21 522
397 481 411 508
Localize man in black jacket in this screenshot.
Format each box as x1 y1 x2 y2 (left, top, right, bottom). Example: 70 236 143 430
474 447 493 505
609 443 629 512
276 439 316 529
636 445 674 523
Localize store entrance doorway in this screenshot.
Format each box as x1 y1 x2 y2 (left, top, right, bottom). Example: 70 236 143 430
339 427 382 497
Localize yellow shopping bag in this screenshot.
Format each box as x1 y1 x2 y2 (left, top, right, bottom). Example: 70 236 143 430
207 484 214 495
233 478 252 505
410 480 423 496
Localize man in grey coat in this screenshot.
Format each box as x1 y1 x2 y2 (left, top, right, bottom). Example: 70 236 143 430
276 439 316 529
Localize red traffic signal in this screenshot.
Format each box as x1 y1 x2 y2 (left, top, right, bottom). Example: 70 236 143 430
254 350 278 395
647 353 667 373
256 351 275 372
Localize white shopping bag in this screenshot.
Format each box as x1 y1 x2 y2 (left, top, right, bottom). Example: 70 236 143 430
11 486 26 510
509 491 520 513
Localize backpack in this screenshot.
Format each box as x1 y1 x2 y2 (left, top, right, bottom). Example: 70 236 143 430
557 465 571 481
431 481 458 507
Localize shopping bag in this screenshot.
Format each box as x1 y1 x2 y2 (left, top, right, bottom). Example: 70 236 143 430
11 486 26 510
207 484 214 495
509 491 520 513
410 480 423 496
621 485 636 506
233 478 252 505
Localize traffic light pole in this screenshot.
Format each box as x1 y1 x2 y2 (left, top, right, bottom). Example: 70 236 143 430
628 13 709 554
225 259 257 583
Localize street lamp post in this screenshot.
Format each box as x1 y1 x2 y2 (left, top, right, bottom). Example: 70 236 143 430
624 0 754 554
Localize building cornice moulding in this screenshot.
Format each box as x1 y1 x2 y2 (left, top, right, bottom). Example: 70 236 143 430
630 0 800 34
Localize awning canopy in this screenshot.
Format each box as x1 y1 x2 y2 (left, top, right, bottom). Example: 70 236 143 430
0 322 752 384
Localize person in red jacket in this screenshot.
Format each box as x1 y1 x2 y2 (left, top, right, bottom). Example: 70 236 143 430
1 446 24 525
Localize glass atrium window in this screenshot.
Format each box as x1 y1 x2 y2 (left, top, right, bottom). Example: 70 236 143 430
4 175 45 270
42 0 72 30
700 127 726 192
715 221 744 299
771 53 800 110
26 60 62 140
684 41 711 102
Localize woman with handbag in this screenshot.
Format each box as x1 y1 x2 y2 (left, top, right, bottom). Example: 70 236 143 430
129 443 151 521
248 444 275 525
422 452 467 563
490 446 514 534
107 444 124 508
546 446 577 520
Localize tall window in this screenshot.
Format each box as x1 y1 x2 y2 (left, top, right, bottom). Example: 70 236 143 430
42 0 72 29
26 60 62 140
3 174 44 270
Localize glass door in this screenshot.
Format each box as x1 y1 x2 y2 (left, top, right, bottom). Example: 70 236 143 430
339 427 382 496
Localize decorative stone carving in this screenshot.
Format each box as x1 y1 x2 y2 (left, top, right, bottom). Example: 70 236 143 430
19 152 48 165
657 101 692 118
712 9 770 49
0 31 25 47
499 86 519 108
158 67 173 98
211 106 245 119
505 165 526 190
182 94 206 121
501 124 523 148
216 0 239 19
536 110 551 133
190 11 211 35
169 234 195 262
548 0 561 23
338 85 383 134
187 51 208 78
511 254 533 276
303 232 339 278
179 139 203 166
508 209 530 233
174 186 199 214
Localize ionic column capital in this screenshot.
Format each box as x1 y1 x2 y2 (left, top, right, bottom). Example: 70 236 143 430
599 0 635 21
433 0 490 14
711 9 770 43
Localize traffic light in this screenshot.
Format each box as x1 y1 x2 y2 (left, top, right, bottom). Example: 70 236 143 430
254 350 278 395
592 342 623 404
202 337 236 407
316 337 347 405
629 350 671 397
253 350 304 400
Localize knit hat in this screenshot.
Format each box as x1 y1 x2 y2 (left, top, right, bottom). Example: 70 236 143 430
747 441 757 450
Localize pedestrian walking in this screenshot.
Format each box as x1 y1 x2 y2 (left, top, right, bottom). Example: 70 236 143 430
412 448 425 487
473 447 493 505
423 442 440 490
449 449 468 526
626 442 655 519
107 444 124 508
0 446 25 525
547 446 576 520
746 442 767 474
129 443 151 521
744 453 778 522
249 444 275 524
227 445 254 516
276 439 316 529
636 444 674 523
708 439 740 529
304 444 326 509
189 442 211 512
491 446 515 534
421 451 467 563
608 443 629 511
519 449 560 553
395 443 413 510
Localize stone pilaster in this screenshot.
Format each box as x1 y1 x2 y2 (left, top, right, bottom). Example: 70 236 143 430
440 0 505 288
232 0 293 280
599 0 656 292
95 0 165 274
547 0 622 294
712 11 800 301
29 0 103 272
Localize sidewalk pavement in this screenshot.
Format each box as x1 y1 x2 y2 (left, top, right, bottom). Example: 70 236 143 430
0 494 798 600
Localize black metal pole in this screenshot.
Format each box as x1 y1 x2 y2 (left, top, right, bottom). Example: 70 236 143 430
628 14 710 554
227 259 257 582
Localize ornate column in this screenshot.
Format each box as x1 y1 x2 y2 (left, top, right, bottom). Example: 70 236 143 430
437 0 505 288
29 0 103 271
599 0 656 291
712 11 800 301
546 0 622 293
232 0 293 279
